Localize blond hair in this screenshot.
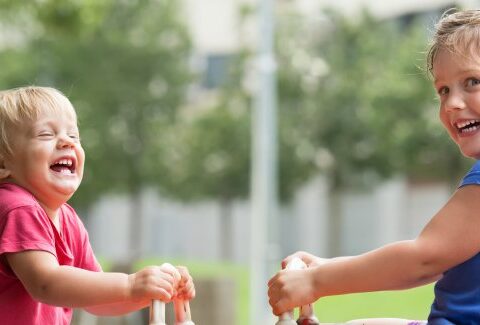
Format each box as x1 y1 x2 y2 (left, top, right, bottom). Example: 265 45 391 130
427 9 480 73
0 86 77 161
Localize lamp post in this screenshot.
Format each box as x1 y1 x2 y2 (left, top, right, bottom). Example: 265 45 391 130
250 0 278 324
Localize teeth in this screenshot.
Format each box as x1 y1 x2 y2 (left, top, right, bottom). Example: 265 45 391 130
54 158 73 166
456 120 480 129
62 159 71 166
462 126 479 133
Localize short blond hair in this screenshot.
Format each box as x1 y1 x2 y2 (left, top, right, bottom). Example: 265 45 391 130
427 9 480 73
0 86 77 161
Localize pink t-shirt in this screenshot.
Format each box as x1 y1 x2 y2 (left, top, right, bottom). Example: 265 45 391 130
0 182 101 325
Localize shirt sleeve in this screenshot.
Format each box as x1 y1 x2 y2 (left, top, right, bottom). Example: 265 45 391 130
0 205 56 257
72 212 102 272
459 161 480 187
79 230 102 272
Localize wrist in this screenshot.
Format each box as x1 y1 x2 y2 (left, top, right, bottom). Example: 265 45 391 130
125 273 135 302
309 267 323 300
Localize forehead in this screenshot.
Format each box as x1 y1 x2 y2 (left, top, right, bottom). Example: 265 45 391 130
17 106 79 137
31 109 78 126
432 49 480 82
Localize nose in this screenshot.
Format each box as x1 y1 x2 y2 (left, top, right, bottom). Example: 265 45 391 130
443 88 466 112
56 134 75 149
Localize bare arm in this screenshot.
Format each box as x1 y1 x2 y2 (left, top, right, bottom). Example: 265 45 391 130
269 185 480 314
84 301 150 316
7 250 177 313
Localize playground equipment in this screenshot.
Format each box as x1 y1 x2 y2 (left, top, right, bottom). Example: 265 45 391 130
149 297 194 325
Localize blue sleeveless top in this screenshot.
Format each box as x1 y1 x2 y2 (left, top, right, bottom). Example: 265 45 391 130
428 161 480 324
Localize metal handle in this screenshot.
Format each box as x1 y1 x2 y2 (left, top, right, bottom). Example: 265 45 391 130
150 299 195 325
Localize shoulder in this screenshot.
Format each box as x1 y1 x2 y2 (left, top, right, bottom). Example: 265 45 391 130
460 161 480 188
0 182 40 215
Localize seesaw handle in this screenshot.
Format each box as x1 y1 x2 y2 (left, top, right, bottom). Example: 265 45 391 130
150 300 166 325
174 299 195 325
277 257 307 322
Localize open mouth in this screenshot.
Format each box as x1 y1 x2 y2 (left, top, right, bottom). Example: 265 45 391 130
50 157 76 175
455 119 480 134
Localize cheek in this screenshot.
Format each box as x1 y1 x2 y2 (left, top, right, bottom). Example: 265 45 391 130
438 109 456 137
438 109 448 128
76 147 85 172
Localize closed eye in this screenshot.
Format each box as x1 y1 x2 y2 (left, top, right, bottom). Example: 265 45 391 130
69 134 81 142
38 132 54 137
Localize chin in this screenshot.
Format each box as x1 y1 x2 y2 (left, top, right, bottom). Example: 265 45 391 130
460 148 480 160
53 182 80 197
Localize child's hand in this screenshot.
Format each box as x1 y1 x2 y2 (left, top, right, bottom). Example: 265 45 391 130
281 251 326 269
267 267 318 316
128 263 181 303
175 265 195 300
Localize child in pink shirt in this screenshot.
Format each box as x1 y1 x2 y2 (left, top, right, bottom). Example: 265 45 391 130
0 86 195 324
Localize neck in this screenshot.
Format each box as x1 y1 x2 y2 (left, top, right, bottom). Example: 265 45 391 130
38 202 62 233
2 180 64 224
39 202 60 220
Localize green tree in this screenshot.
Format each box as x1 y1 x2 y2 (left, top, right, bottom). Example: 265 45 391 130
276 10 471 255
0 0 192 261
311 11 468 186
159 39 315 259
157 50 250 260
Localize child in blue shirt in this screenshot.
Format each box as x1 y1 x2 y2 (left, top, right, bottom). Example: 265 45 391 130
268 9 480 325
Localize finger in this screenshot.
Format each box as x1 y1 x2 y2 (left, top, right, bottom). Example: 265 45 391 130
267 271 282 287
161 263 181 282
269 297 283 316
272 296 292 316
281 254 297 269
177 266 193 286
157 277 176 295
179 283 196 300
176 265 189 278
155 287 173 302
281 258 290 269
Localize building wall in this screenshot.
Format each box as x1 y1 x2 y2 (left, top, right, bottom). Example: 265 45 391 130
87 176 450 263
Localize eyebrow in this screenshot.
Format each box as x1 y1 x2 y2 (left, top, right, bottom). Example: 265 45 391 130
434 68 480 84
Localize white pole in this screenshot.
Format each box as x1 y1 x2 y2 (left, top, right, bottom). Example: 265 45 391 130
149 300 166 325
250 0 278 324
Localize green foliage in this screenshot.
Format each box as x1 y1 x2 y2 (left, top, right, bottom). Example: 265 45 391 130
160 102 251 201
0 2 470 211
277 10 471 189
0 0 192 208
158 51 251 202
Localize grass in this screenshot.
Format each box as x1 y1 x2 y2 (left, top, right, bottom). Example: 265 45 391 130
314 285 434 322
103 258 434 324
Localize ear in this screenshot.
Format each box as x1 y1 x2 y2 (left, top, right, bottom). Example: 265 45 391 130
0 160 11 179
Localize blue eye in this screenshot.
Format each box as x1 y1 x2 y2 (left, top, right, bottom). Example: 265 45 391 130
466 78 480 87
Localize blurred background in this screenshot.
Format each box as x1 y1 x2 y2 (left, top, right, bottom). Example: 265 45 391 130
0 0 479 324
